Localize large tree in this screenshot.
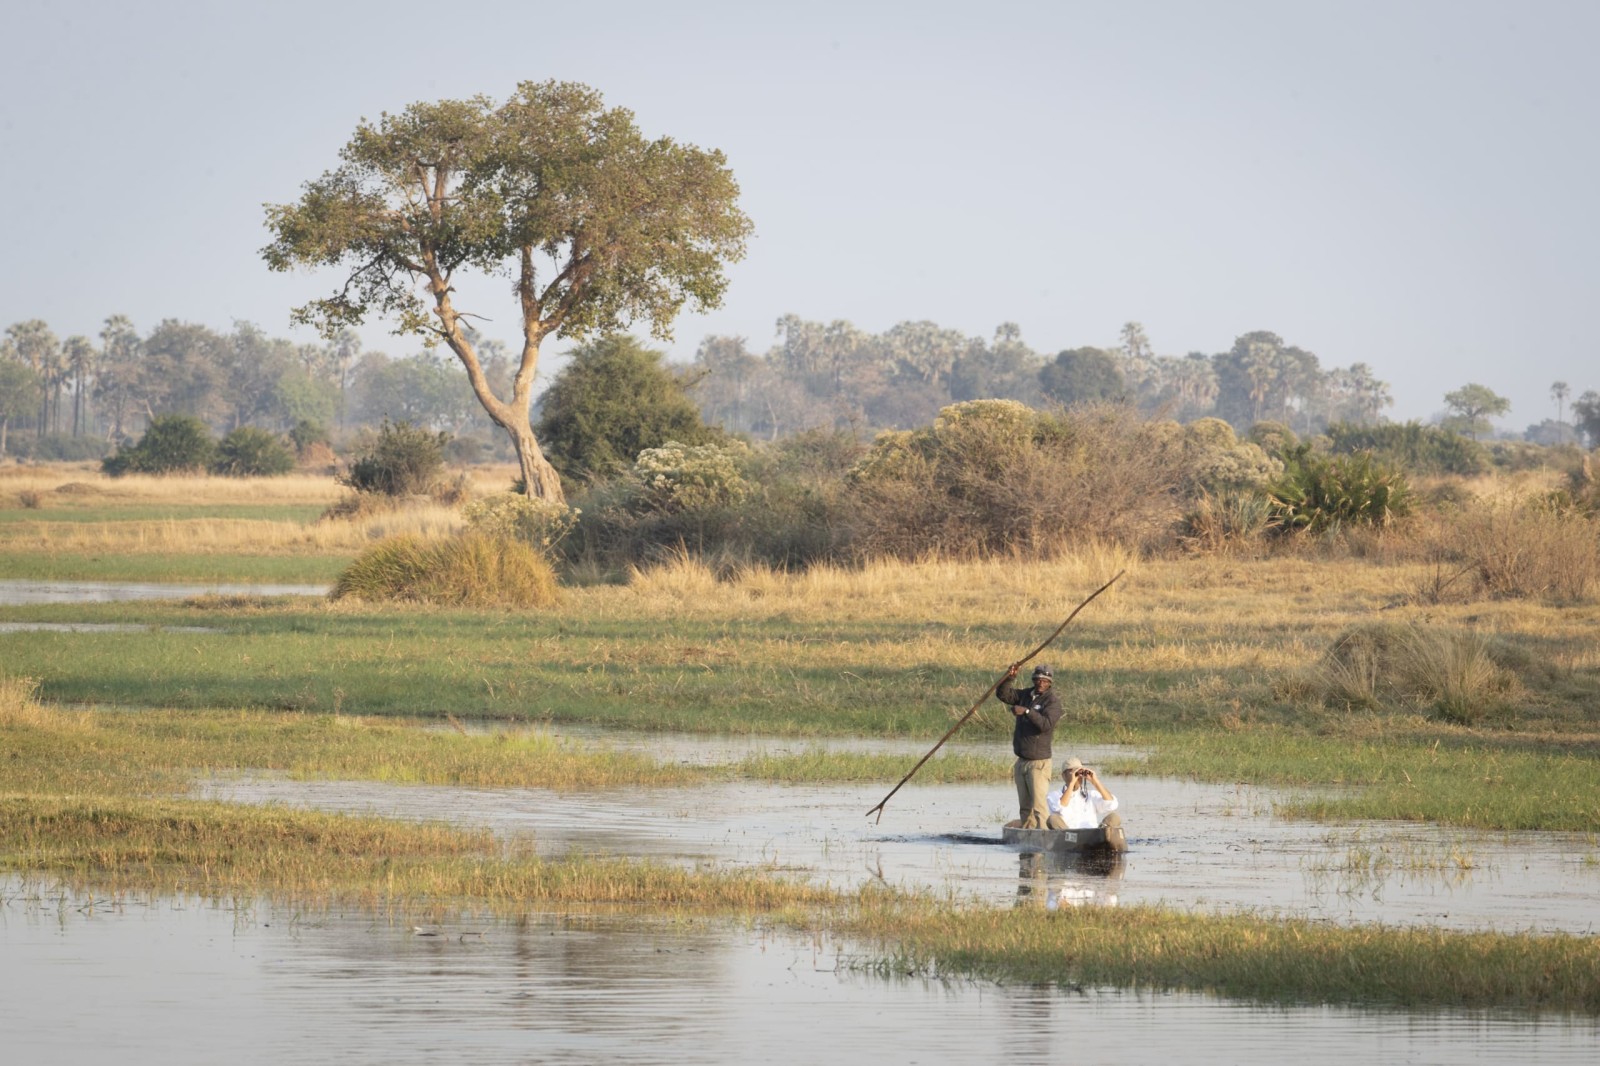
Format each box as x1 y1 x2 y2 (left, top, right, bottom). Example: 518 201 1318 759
263 80 751 501
1442 383 1510 440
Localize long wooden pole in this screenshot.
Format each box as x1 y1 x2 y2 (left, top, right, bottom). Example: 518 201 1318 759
865 570 1125 824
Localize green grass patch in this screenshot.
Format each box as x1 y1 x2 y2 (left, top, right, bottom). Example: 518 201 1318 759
0 797 833 915
0 551 347 583
844 898 1600 1013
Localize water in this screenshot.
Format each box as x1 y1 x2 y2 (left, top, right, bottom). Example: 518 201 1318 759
199 754 1600 934
3 889 1596 1065
0 578 328 604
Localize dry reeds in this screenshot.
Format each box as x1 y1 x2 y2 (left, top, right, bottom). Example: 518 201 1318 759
333 533 559 608
1314 622 1520 723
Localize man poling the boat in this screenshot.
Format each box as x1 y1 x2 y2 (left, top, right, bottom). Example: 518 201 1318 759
996 662 1063 829
865 570 1123 825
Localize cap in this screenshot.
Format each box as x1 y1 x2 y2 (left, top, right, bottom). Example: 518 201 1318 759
1031 664 1053 679
1063 757 1084 772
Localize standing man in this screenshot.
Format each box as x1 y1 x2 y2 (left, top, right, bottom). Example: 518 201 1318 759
996 662 1063 829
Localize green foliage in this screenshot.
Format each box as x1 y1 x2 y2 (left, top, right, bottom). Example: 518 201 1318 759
1325 421 1487 476
537 335 723 483
340 420 448 496
332 533 559 608
1442 383 1511 440
212 427 295 477
461 494 580 556
289 419 330 453
1038 347 1125 405
1179 417 1282 496
1267 446 1411 535
102 414 217 476
632 440 751 513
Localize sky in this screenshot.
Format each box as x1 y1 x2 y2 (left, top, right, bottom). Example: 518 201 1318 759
3 0 1596 431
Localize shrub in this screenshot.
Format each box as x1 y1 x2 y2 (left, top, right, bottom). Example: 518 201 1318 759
631 440 751 513
341 420 449 496
1325 421 1487 476
289 419 330 454
1177 488 1275 554
1268 447 1411 535
332 533 559 608
212 427 295 477
1180 418 1282 497
462 493 580 556
102 415 216 476
845 401 1183 559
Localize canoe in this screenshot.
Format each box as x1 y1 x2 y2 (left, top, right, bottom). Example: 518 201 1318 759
1002 823 1128 854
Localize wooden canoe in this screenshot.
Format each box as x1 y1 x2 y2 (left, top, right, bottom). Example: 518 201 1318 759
1002 823 1128 854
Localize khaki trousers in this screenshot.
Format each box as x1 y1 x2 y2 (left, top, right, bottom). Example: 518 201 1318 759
1013 757 1052 829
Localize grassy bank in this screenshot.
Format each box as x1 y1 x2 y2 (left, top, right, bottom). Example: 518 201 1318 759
843 900 1600 1013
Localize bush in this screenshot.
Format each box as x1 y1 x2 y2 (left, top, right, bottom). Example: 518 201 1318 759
102 415 216 476
340 420 449 496
631 440 751 513
289 419 330 454
332 533 559 608
1325 421 1487 476
845 401 1184 559
1268 447 1411 535
461 493 580 556
212 427 295 477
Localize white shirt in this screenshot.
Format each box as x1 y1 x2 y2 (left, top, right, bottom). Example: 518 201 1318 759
1048 783 1118 829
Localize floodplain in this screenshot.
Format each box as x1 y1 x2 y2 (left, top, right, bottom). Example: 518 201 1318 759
2 465 1599 1061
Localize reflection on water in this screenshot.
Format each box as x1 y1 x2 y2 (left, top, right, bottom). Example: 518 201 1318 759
0 621 219 633
0 578 328 604
3 885 1596 1066
198 773 1600 934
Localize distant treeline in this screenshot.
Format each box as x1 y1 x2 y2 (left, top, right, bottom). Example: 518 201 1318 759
3 315 1599 461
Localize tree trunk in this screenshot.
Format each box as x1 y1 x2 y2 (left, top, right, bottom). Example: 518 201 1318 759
511 424 565 501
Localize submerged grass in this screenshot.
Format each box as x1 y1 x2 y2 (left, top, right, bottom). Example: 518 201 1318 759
0 797 833 915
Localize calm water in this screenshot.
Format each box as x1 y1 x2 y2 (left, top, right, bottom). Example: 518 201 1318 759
0 578 327 604
4 888 1597 1066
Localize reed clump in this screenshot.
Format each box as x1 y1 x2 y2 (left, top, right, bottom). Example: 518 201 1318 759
333 533 559 608
1311 622 1524 723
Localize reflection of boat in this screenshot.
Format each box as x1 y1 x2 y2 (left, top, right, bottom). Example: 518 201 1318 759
1001 823 1128 854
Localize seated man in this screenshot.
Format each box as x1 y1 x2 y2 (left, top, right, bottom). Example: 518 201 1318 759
1047 757 1120 831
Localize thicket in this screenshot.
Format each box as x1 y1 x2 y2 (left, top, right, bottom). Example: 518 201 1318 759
102 415 217 475
212 427 296 477
340 420 449 496
1325 421 1487 476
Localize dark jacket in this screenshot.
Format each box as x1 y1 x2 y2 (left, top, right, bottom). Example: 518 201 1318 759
996 678 1063 761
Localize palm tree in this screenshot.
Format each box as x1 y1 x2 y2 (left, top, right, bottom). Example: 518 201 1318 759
1551 381 1571 441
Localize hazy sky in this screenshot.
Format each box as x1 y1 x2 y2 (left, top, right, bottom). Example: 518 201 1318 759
4 0 1596 429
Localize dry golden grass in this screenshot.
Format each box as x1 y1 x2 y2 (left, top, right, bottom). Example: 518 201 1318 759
0 507 466 555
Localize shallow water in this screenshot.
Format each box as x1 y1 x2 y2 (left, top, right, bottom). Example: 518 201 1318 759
0 578 327 604
3 888 1597 1066
199 755 1600 933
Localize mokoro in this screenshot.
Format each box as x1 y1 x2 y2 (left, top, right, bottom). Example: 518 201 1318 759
1002 823 1128 854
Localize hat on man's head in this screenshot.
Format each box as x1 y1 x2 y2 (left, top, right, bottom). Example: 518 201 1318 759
1062 757 1083 772
1031 664 1054 679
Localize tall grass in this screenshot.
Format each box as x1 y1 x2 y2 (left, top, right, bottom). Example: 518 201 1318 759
333 533 559 607
1451 500 1600 601
1310 622 1520 723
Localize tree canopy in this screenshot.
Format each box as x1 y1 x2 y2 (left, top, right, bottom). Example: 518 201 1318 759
262 80 751 501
